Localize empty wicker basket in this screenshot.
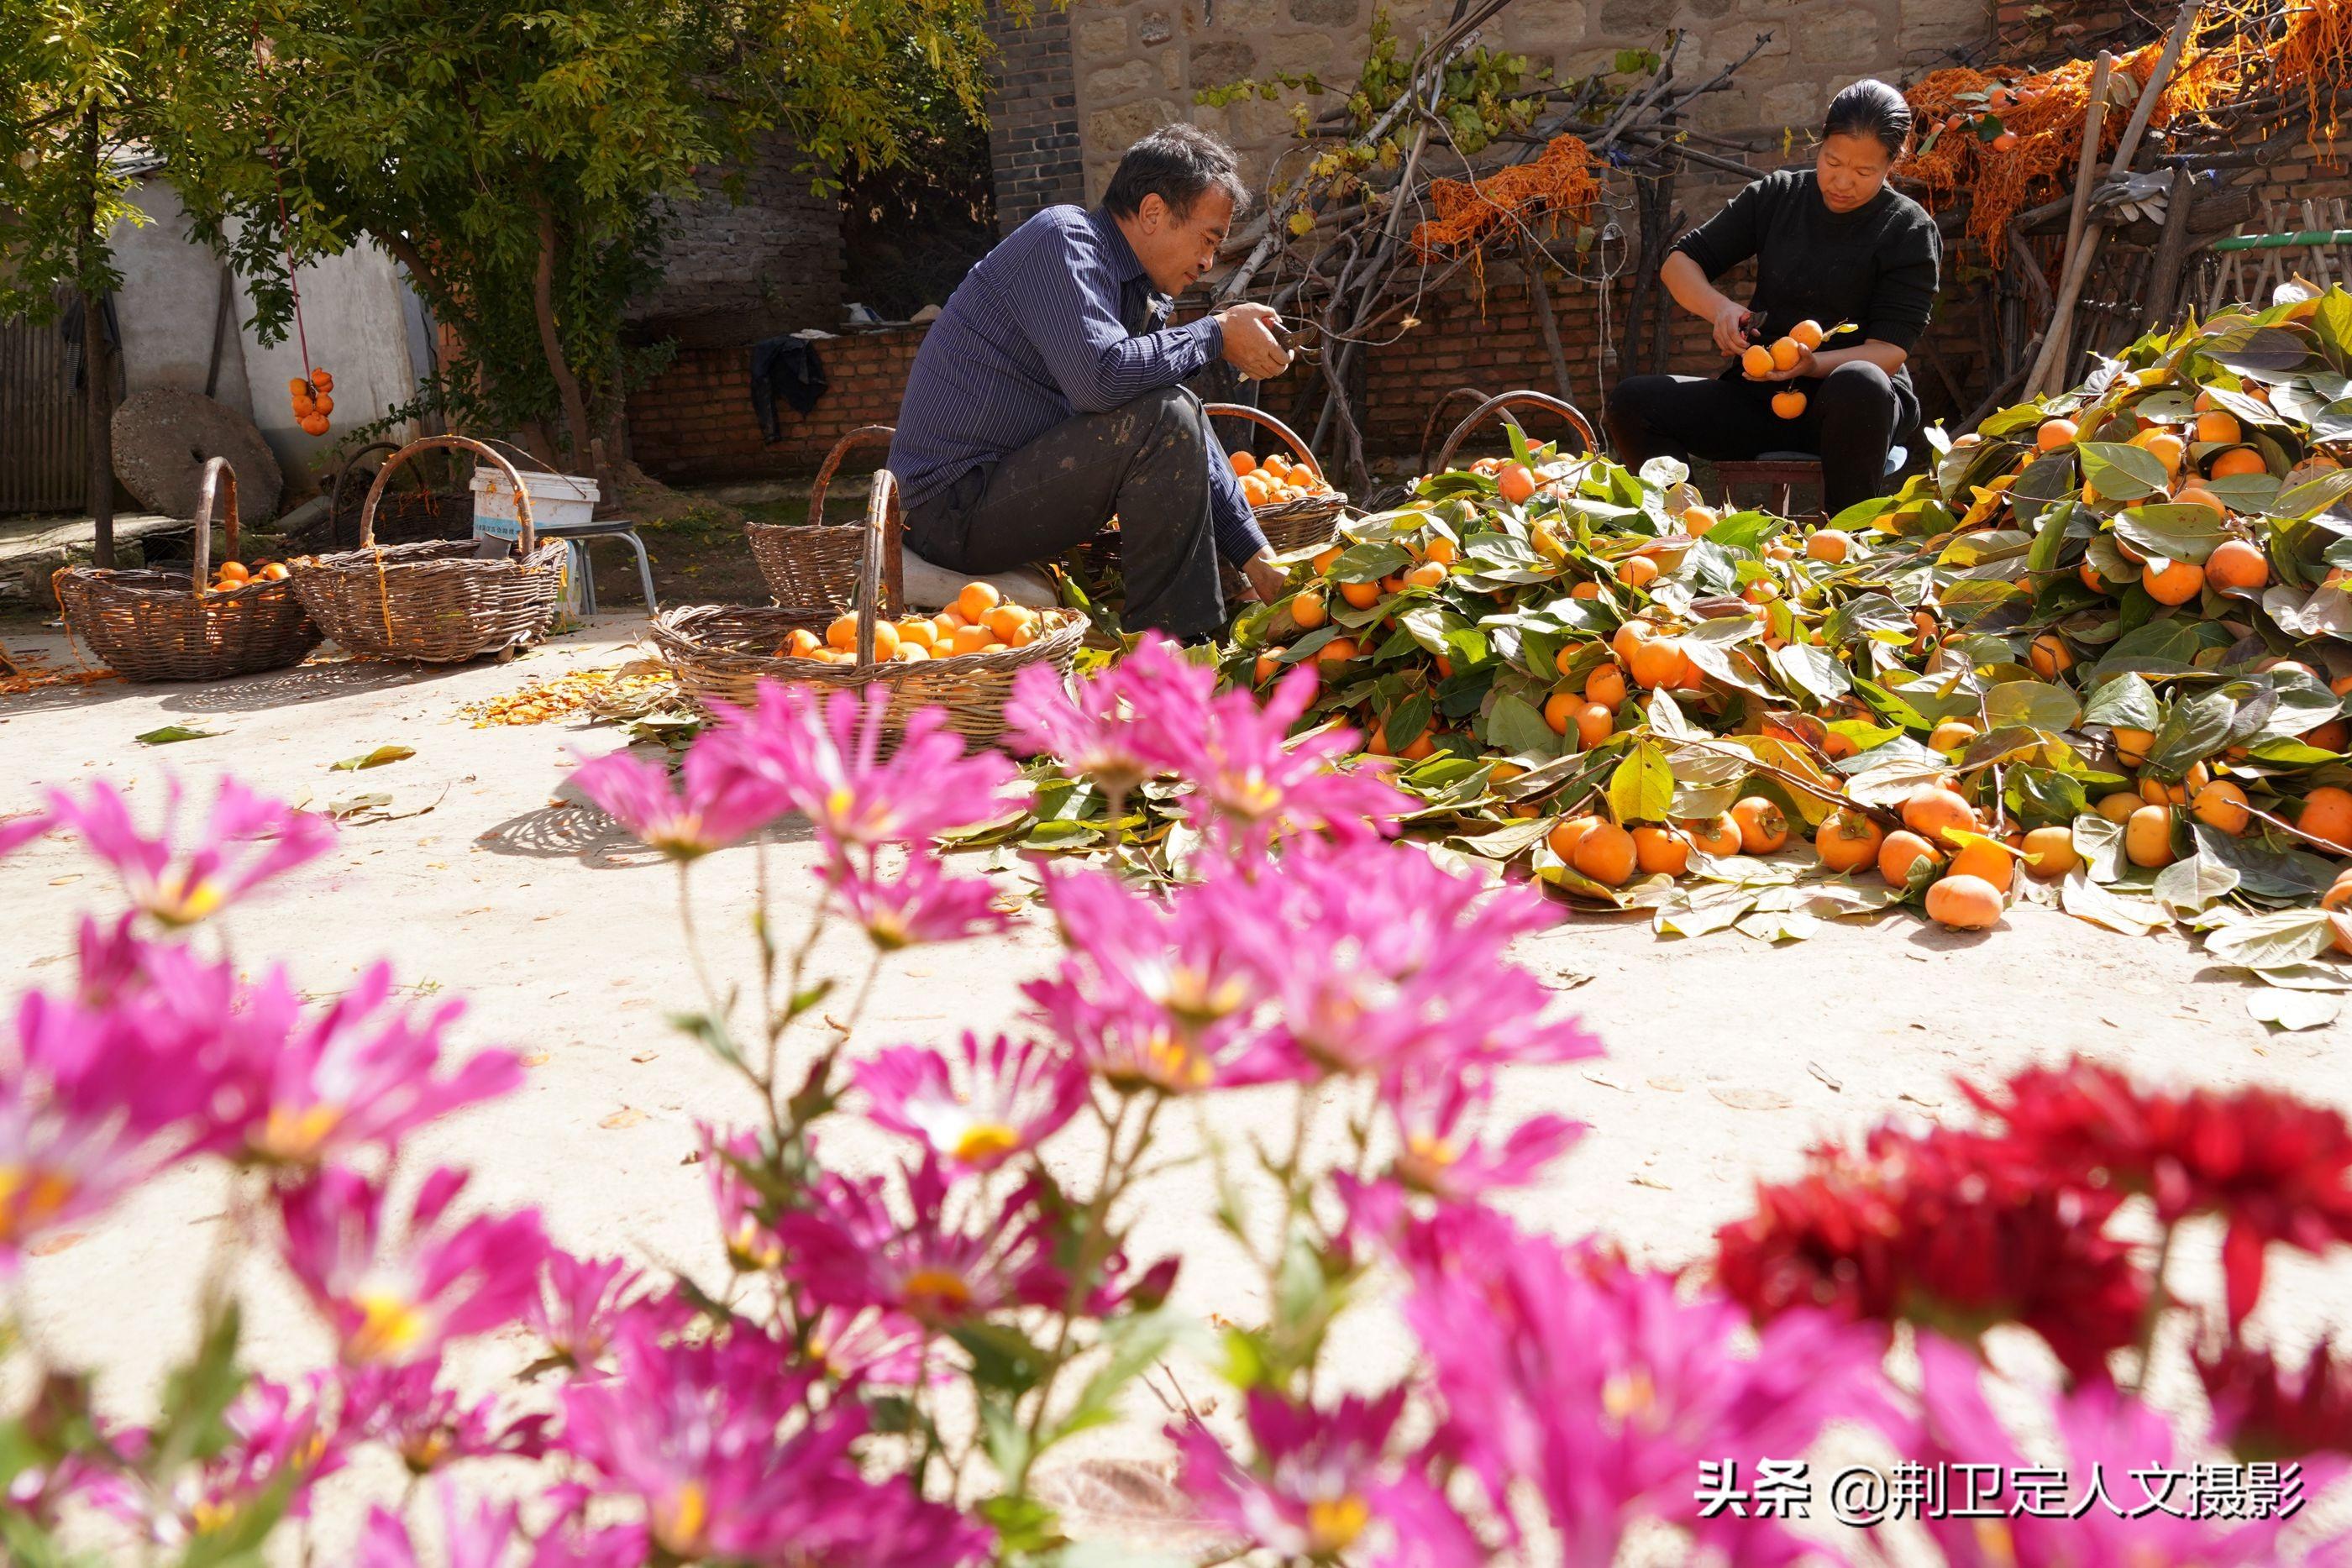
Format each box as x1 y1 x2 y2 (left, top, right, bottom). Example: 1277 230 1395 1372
55 457 322 682
288 435 570 663
744 424 895 610
659 464 1084 747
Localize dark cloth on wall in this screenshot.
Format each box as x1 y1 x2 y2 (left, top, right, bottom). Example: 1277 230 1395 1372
749 335 827 443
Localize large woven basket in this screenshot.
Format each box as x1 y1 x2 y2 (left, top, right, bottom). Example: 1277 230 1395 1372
289 436 569 663
1073 403 1347 588
658 466 1084 747
325 440 475 550
1430 389 1601 472
744 424 895 610
55 457 322 683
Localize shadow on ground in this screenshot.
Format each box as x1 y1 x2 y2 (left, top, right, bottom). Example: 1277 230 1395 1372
156 658 453 715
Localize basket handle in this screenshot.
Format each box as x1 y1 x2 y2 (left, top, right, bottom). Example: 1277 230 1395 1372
1416 386 1493 475
329 441 407 526
361 435 535 554
190 457 239 597
853 467 905 665
808 425 899 527
1431 390 1599 475
1204 402 1323 480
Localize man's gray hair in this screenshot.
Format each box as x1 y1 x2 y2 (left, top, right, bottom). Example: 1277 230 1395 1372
1102 123 1249 221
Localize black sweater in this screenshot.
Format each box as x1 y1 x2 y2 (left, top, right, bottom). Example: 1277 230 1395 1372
1671 169 1941 379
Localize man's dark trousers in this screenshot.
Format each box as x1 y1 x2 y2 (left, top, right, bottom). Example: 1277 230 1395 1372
902 386 1226 640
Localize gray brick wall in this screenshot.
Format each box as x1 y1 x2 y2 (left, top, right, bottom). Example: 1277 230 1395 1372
986 0 1089 233
629 131 845 347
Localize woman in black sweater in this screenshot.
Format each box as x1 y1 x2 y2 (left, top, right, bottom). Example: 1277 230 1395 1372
1605 81 1941 514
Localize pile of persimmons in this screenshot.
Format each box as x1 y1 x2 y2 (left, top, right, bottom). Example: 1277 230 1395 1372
1222 288 2352 960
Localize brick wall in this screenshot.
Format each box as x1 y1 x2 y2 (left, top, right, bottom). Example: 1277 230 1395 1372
624 326 928 484
627 131 845 349
986 0 1088 233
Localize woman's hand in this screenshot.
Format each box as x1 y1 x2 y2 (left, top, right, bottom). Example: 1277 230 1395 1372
1709 300 1756 359
1759 343 1820 382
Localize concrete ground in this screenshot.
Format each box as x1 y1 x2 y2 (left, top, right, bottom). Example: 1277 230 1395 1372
3 614 2349 1560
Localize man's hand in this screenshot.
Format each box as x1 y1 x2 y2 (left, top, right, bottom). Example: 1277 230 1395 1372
1217 302 1293 380
1710 299 1756 359
1242 550 1289 606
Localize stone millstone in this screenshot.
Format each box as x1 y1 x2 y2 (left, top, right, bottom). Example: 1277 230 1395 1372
110 390 285 522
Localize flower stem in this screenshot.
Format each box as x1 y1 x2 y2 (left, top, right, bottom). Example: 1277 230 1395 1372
2129 1221 2178 1397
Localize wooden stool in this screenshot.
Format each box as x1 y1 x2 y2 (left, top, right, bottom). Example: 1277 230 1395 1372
1712 445 1908 513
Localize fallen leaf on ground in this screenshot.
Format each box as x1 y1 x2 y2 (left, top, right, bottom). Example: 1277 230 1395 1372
134 725 218 745
1807 1062 1844 1092
1582 1069 1630 1092
520 1052 551 1068
599 1108 647 1129
1711 1087 1793 1111
332 744 416 771
631 1050 658 1063
2247 991 2341 1032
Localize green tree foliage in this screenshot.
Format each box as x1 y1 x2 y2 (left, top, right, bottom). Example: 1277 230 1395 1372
157 0 1000 469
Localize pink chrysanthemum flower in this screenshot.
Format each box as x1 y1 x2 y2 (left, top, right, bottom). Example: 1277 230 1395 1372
1005 633 1214 803
214 962 522 1167
1243 839 1602 1083
343 1361 549 1476
701 1125 785 1274
852 1033 1086 1172
94 1374 345 1548
45 776 333 926
1178 1387 1485 1566
1387 1072 1585 1204
1182 666 1413 857
0 806 54 857
778 1156 1064 1328
1023 861 1277 1093
276 1166 549 1366
559 1319 990 1566
820 852 1011 950
802 1305 931 1387
571 745 788 861
528 1250 679 1369
358 1483 521 1568
707 682 1019 853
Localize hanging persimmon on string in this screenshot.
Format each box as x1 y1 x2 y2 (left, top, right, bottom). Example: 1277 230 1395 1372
250 23 333 437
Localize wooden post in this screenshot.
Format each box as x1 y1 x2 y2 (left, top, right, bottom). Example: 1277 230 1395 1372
2024 52 2112 398
1527 261 1578 406
79 106 115 570
2145 165 2199 328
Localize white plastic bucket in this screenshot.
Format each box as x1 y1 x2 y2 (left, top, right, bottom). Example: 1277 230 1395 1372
471 468 598 618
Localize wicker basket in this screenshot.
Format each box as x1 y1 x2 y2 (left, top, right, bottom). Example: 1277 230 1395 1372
1074 403 1347 585
288 435 569 663
55 457 322 683
1431 389 1602 473
744 424 898 611
657 465 1084 747
326 441 475 549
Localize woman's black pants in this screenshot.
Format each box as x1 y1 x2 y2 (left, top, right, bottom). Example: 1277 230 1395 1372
1604 361 1919 516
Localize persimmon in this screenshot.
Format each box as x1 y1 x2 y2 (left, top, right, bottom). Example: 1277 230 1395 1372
1805 529 1851 564
2029 633 2073 679
1771 390 1807 420
866 620 902 660
1404 561 1447 589
1730 795 1789 853
2309 719 2349 753
1684 813 1743 857
1901 784 1979 848
1925 875 2004 930
2323 871 2352 911
2125 805 2178 868
1627 637 1688 690
1632 826 1691 875
1423 536 1459 565
1928 718 1980 753
2036 418 2078 451
1682 504 1719 537
1741 343 1776 378
1814 808 1885 873
1770 337 1802 371
1497 463 1538 505
1230 450 1258 476
2094 790 2142 823
1572 821 1638 885
782 627 822 658
1291 589 1327 629
983 605 1035 641
1340 580 1383 610
1877 830 1943 886
2195 409 2242 446
1568 579 1601 600
2208 447 2267 479
2171 485 2226 518
2205 538 2270 591
2134 429 2187 473
298 412 331 437
1542 691 1579 736
2299 786 2352 851
1584 662 1629 707
1312 545 1344 574
2021 825 2078 879
1610 621 1653 666
958 582 1003 621
1572 702 1614 751
1790 319 1824 349
1547 815 1599 863
1316 636 1361 664
2192 779 2251 836
2142 558 2205 605
2111 726 2154 767
1946 836 2016 893
825 613 859 651
949 624 995 656
1617 555 1660 589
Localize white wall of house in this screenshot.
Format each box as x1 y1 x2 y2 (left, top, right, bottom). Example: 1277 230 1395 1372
108 172 432 497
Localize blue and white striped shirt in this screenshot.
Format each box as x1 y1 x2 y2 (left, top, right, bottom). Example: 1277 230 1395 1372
888 205 1268 566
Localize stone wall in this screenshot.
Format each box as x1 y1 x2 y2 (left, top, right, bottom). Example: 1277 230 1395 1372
627 132 845 349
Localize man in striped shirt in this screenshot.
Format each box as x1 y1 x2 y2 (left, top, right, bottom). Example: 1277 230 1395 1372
888 124 1295 640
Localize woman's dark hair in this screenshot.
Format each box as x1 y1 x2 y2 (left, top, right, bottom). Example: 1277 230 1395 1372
1823 79 1912 161
1102 123 1250 220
